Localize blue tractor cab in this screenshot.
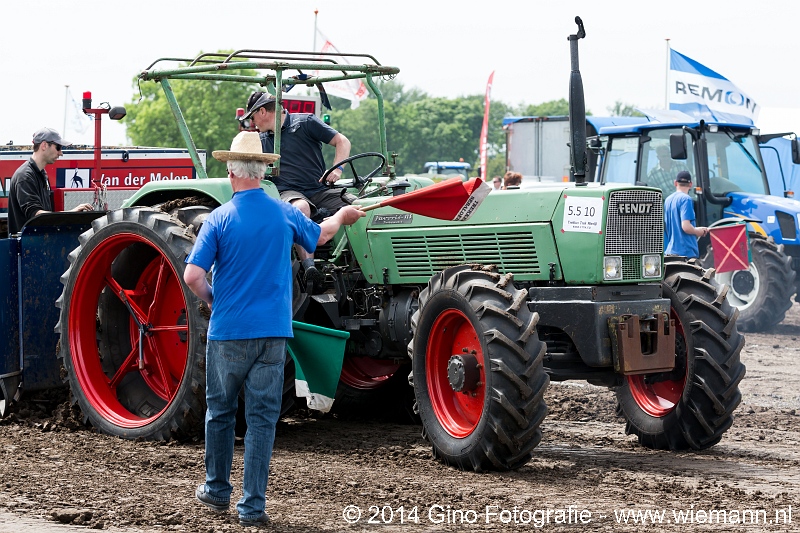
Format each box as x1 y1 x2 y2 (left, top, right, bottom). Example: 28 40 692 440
592 118 800 332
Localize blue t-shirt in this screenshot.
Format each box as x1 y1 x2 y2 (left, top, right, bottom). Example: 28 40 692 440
664 190 699 258
260 112 338 199
186 188 321 340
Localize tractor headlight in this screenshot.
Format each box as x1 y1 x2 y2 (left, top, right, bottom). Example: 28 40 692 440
603 256 623 281
642 254 662 278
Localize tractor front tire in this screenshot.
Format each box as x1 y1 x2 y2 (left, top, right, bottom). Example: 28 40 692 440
615 259 745 450
411 264 549 472
701 234 794 332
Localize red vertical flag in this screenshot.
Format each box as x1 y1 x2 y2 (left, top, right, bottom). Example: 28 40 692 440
479 71 495 180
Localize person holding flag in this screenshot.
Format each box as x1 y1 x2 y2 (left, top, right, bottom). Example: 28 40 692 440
185 131 364 527
664 170 708 258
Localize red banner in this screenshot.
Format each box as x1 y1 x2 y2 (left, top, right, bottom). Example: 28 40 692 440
479 71 495 180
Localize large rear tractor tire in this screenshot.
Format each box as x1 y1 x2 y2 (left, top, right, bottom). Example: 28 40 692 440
411 264 549 472
700 234 794 332
615 259 745 450
57 207 207 440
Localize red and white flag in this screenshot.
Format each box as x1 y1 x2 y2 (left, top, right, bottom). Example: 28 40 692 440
314 30 369 109
479 71 494 180
362 177 491 221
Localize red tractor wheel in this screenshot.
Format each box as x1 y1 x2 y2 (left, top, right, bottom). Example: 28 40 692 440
424 308 485 437
339 357 402 390
57 208 206 439
615 259 746 450
411 264 549 471
625 305 687 418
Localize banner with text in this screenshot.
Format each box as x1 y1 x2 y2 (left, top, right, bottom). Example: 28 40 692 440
669 49 758 125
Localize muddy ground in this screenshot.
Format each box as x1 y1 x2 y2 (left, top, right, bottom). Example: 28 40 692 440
1 305 798 532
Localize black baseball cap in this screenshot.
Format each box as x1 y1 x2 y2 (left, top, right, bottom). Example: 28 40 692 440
241 92 276 120
676 171 692 184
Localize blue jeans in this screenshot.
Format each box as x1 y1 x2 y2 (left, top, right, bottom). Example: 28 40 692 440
203 337 285 520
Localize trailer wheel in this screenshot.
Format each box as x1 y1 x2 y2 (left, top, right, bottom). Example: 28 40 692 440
57 208 206 440
700 234 794 332
615 259 745 450
411 264 548 472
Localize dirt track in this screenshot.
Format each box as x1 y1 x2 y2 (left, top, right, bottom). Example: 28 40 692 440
0 305 798 532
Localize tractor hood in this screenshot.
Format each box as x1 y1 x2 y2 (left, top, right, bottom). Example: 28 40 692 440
726 191 800 242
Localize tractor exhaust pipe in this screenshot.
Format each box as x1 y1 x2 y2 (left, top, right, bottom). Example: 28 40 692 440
568 16 587 186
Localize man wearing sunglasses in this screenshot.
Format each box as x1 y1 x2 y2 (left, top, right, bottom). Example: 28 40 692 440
8 127 93 235
241 92 353 293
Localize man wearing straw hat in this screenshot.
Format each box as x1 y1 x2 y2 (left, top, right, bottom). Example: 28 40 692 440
184 131 364 527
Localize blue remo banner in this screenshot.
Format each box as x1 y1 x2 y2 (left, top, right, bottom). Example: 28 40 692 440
668 49 759 125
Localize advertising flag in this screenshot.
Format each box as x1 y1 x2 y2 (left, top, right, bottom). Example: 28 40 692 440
313 30 369 109
64 87 92 140
668 49 759 125
479 71 495 180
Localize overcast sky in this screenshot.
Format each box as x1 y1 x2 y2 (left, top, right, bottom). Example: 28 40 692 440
2 0 798 147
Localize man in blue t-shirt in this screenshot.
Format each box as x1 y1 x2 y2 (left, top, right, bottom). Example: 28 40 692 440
664 170 708 258
184 131 364 527
241 91 353 291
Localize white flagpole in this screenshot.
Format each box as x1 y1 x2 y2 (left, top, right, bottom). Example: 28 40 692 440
665 39 670 109
313 9 318 51
63 85 69 135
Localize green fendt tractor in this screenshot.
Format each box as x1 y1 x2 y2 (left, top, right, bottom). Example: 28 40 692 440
51 19 744 472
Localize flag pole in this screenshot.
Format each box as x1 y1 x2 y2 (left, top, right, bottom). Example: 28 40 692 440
664 38 670 109
479 71 494 180
63 85 69 135
313 8 318 50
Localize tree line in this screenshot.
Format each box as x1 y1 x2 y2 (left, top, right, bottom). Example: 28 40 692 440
125 53 638 179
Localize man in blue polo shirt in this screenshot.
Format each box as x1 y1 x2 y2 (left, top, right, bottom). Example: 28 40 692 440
664 170 708 258
184 131 364 527
241 92 352 291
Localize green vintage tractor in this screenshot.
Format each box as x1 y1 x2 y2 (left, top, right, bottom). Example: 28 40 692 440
52 20 745 471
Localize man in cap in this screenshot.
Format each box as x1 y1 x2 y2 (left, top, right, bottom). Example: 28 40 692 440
647 144 691 197
664 170 708 259
184 131 364 528
8 127 93 234
241 91 353 291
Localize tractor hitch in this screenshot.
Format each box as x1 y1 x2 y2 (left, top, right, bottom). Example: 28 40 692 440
609 313 676 375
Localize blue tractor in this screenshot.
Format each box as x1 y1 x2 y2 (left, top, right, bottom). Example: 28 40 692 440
592 118 800 332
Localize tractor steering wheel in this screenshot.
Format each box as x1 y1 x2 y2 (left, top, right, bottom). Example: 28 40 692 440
321 152 387 189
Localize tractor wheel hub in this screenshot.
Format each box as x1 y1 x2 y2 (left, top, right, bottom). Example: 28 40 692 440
731 269 755 295
447 354 480 393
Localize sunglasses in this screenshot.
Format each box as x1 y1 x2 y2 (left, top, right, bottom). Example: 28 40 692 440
49 142 63 152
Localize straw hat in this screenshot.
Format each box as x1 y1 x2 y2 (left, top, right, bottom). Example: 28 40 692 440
212 131 280 163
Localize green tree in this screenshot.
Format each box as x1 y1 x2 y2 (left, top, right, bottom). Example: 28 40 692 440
607 100 645 117
125 53 258 178
518 98 593 117
329 82 484 175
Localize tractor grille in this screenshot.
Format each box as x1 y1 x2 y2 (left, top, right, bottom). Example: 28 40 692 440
622 255 641 280
776 211 797 240
605 190 664 255
392 231 540 277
